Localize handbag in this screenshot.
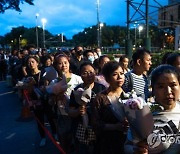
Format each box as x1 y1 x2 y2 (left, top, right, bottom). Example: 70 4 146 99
75 123 96 145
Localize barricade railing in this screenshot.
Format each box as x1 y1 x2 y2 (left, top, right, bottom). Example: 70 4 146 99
23 90 66 154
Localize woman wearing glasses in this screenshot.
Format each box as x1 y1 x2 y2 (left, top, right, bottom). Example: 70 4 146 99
69 61 105 154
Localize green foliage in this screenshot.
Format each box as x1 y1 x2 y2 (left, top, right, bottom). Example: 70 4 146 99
104 53 115 61
73 24 127 47
73 26 97 47
0 24 177 51
1 26 67 49
151 49 176 69
0 0 34 13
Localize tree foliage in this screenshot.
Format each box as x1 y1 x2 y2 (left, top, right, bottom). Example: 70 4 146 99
0 24 175 50
1 26 68 49
73 24 127 47
0 0 34 13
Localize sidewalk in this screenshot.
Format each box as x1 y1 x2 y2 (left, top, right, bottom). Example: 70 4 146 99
0 81 60 154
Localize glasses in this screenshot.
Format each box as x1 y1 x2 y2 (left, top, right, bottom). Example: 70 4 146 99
81 71 95 77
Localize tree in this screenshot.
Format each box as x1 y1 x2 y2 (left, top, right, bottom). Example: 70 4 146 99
0 0 34 13
0 36 6 48
72 24 127 47
2 26 72 49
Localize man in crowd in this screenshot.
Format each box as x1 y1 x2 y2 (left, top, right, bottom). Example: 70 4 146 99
70 46 86 75
122 48 152 101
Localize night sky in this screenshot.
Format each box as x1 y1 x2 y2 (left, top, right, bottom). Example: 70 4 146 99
0 0 168 39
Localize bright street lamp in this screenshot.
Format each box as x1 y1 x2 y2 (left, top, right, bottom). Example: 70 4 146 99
138 25 143 38
35 13 39 49
41 18 47 48
96 0 101 48
99 23 104 47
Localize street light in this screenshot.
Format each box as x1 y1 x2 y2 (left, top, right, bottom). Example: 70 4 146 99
58 33 64 43
19 35 22 50
96 0 100 47
138 25 143 38
41 18 47 48
99 23 104 47
61 33 64 43
35 13 39 49
133 22 139 48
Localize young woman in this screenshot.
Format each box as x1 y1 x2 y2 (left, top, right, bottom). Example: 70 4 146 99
92 61 128 154
166 52 180 71
68 61 105 154
25 55 57 147
54 54 83 98
119 55 130 74
41 55 53 68
51 54 83 153
131 64 180 154
95 55 110 87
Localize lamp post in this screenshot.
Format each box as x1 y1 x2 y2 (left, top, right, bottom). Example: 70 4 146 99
96 0 100 48
61 33 63 43
99 23 104 48
138 25 143 47
58 33 64 44
41 18 47 48
35 13 39 49
138 25 143 38
133 22 139 48
19 35 22 50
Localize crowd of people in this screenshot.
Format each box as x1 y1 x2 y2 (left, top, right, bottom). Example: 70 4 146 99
0 45 180 154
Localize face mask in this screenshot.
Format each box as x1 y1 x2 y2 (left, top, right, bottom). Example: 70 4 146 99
97 52 102 56
88 56 95 63
94 55 99 60
76 50 83 56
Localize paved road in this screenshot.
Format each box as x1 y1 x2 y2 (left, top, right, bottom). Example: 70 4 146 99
0 81 60 154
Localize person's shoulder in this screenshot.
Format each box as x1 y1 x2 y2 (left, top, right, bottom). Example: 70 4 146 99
125 70 133 76
70 73 83 83
94 82 106 90
71 73 81 79
173 101 180 112
94 90 109 105
74 83 83 90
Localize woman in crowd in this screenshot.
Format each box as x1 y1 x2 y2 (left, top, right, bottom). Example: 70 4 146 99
166 52 180 71
25 55 57 147
41 55 53 68
92 61 128 154
83 49 95 64
119 55 130 74
131 64 180 154
98 55 110 74
68 61 105 154
40 55 55 85
95 55 110 87
51 54 83 153
54 54 83 98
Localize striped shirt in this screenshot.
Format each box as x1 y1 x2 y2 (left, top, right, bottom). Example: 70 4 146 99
123 71 149 101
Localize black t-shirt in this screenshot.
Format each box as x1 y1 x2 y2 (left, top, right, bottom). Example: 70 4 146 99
69 55 86 75
26 71 44 100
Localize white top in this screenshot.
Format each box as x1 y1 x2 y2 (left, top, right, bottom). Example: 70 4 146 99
125 102 180 154
50 73 83 116
65 73 83 98
149 102 180 153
